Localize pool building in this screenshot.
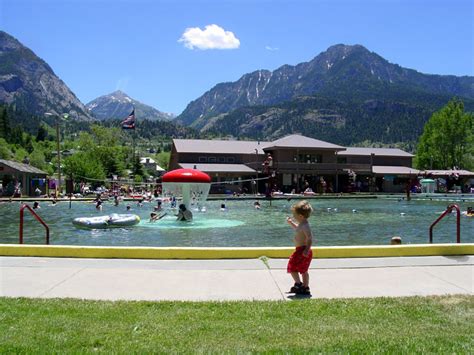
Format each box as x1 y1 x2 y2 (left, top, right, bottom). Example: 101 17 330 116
169 134 421 194
0 159 49 197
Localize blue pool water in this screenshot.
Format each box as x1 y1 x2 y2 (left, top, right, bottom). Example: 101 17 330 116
0 197 472 247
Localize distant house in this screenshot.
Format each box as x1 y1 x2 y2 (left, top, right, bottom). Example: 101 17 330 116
61 149 77 157
420 169 474 193
0 159 48 196
140 157 165 175
169 134 419 193
337 147 418 192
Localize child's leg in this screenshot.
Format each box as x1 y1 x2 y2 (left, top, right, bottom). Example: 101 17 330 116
302 272 309 287
290 272 301 284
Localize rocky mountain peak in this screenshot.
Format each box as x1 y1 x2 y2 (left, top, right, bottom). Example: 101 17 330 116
86 91 174 121
0 30 92 120
107 90 133 103
177 43 473 128
0 31 23 51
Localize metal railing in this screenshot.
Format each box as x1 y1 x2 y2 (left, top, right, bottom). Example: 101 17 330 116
429 204 460 243
19 204 50 244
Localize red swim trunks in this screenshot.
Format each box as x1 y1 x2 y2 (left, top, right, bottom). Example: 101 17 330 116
287 246 313 274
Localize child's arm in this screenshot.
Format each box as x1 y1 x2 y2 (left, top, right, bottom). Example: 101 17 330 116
303 226 313 257
286 216 298 229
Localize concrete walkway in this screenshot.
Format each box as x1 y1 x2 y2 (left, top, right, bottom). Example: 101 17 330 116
1 256 472 301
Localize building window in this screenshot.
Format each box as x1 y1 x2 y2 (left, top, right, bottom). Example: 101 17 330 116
208 157 216 163
226 157 235 163
218 157 226 163
298 154 322 163
199 157 208 162
337 157 347 164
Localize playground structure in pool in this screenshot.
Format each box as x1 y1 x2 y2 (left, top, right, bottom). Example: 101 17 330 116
148 168 245 229
162 168 212 210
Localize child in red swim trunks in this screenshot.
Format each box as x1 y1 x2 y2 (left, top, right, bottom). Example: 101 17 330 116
286 200 313 295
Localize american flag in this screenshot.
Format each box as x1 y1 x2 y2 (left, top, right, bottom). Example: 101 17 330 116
121 109 136 130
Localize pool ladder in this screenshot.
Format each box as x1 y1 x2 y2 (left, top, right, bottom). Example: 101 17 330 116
429 204 460 243
19 204 50 244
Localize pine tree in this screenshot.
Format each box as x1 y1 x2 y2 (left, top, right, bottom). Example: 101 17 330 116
36 125 48 141
132 155 145 178
10 126 24 146
0 106 11 140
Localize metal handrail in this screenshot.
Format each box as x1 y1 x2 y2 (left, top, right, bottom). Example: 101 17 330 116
19 204 50 244
429 204 460 243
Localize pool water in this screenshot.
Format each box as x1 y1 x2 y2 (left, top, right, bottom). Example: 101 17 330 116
0 197 472 247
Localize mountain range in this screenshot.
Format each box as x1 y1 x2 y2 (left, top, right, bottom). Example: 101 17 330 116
0 31 92 121
1 29 473 147
86 90 175 121
0 31 174 125
176 44 473 145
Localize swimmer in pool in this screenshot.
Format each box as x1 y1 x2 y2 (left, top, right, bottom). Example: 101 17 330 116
176 204 193 221
150 212 167 222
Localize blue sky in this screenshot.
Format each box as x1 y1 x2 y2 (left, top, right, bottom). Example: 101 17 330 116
1 0 472 115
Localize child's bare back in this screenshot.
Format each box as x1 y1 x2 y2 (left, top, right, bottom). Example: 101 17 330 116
293 220 311 247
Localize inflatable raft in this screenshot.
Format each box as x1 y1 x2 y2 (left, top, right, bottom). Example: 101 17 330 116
72 214 140 229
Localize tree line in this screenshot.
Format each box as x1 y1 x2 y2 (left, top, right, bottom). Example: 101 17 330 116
1 98 472 185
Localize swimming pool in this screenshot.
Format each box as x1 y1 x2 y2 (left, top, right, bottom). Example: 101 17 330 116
0 197 472 247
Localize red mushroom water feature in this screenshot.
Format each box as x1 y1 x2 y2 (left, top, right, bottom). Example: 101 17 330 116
162 168 211 210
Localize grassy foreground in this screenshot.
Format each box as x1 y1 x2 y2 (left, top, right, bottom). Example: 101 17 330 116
0 296 472 353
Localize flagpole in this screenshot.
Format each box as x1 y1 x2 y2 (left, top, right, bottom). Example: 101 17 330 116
121 106 136 179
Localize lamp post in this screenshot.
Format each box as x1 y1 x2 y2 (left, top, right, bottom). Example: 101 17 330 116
45 112 69 197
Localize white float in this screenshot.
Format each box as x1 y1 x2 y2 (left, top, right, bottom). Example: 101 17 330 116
73 214 140 229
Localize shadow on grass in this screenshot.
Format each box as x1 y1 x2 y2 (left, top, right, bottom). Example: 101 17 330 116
286 293 312 300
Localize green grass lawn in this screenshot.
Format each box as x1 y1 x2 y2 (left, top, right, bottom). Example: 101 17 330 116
0 296 472 353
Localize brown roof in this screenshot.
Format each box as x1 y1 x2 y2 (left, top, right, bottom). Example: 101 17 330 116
372 166 420 175
173 139 268 154
338 147 414 157
263 134 345 150
0 159 48 175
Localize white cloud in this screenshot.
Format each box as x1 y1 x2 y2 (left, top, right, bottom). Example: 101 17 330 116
265 45 279 51
179 24 240 50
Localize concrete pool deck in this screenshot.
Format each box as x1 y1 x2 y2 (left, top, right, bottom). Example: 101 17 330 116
1 255 472 301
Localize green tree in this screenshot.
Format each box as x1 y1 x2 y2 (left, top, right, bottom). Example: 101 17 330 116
415 99 474 170
36 125 48 142
9 126 24 146
0 138 12 159
92 146 126 177
13 146 28 161
0 106 10 139
63 152 106 182
132 155 145 178
154 151 170 170
77 131 95 152
24 134 34 153
29 149 52 174
91 125 121 147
